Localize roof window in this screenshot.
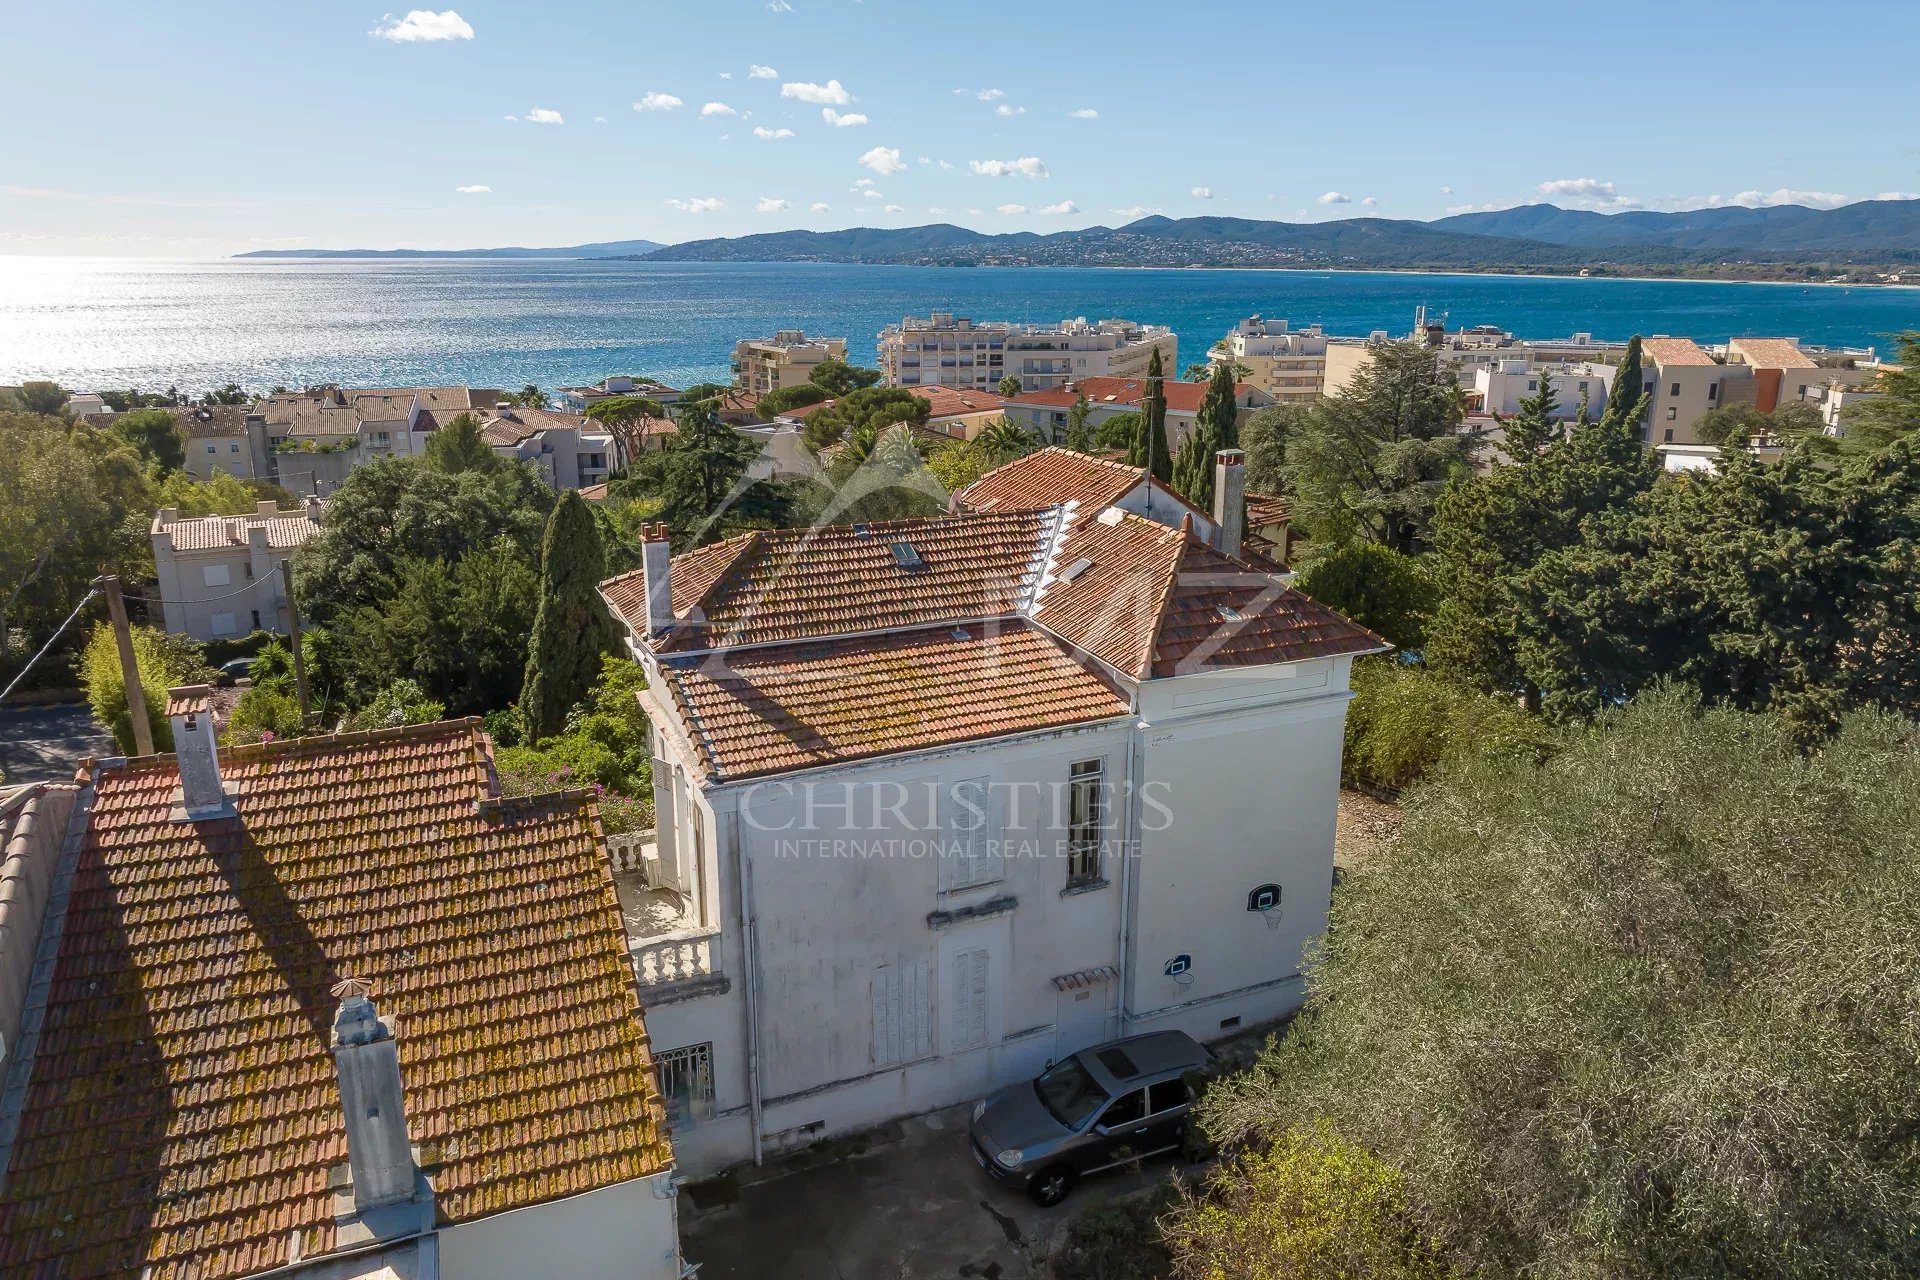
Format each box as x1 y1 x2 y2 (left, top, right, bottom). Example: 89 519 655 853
890 541 926 570
1060 557 1094 583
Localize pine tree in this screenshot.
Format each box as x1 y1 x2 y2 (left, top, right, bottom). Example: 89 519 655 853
1064 395 1093 452
519 491 614 740
1501 372 1561 458
1173 361 1243 507
1127 348 1173 482
1604 336 1644 433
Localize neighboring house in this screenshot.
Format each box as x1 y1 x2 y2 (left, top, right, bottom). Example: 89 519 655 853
1470 358 1616 419
65 391 107 417
1000 376 1272 450
150 500 323 640
1244 493 1293 563
957 446 1218 544
1324 317 1627 398
1209 317 1328 404
470 405 620 488
731 330 848 397
84 405 272 483
597 447 1383 1176
0 700 682 1280
255 386 501 496
1638 337 1751 446
910 384 1011 441
880 313 1178 393
555 375 683 415
1724 336 1822 413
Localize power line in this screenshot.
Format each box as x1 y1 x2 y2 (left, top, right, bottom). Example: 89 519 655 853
0 588 100 706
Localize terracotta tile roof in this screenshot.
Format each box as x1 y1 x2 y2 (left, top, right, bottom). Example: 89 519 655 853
660 624 1129 781
1245 493 1292 528
1727 337 1818 370
912 385 1007 420
472 406 592 446
1033 512 1186 676
157 507 322 553
85 405 252 439
164 683 213 717
1149 537 1385 678
1641 337 1716 368
0 721 669 1280
1007 377 1255 415
960 447 1143 515
601 510 1059 652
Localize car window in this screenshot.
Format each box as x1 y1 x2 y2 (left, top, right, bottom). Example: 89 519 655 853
1148 1078 1188 1114
1100 1089 1145 1128
1034 1056 1111 1130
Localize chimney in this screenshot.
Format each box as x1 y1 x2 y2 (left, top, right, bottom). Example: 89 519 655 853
166 685 235 820
330 978 420 1213
640 523 673 636
256 499 279 518
1213 448 1246 559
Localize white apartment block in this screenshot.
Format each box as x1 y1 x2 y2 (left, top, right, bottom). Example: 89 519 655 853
150 500 323 640
1472 358 1617 419
472 405 619 489
731 330 849 396
1325 321 1628 398
880 313 1177 393
555 374 685 414
1209 317 1328 403
255 385 501 496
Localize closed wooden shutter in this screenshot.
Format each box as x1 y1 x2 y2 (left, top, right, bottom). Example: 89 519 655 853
945 777 1000 890
873 952 933 1065
952 946 990 1049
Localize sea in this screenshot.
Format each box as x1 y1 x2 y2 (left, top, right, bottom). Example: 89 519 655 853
2 256 1916 395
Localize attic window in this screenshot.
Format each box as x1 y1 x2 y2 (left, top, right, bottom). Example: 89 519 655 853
1217 604 1245 622
890 541 926 570
1060 557 1094 583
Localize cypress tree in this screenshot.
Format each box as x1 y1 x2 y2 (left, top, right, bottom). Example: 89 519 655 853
1605 335 1644 431
519 490 615 740
1064 395 1092 452
1174 362 1243 507
1127 348 1174 481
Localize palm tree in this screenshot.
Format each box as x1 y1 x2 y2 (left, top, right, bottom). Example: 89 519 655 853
516 384 545 409
997 374 1023 398
976 416 1038 461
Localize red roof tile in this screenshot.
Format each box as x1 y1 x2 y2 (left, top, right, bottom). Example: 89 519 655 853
911 385 1008 420
1007 376 1256 415
0 722 669 1280
959 447 1144 515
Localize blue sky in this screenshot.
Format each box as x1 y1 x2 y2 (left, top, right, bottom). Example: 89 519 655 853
4 0 1918 256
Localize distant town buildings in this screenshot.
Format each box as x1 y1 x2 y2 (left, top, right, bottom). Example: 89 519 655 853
1324 313 1629 399
879 313 1177 393
469 403 621 488
731 330 848 396
150 499 323 640
1000 375 1272 449
1209 316 1328 404
554 374 684 415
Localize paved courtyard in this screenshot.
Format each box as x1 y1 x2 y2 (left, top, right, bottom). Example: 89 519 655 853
681 1101 1187 1279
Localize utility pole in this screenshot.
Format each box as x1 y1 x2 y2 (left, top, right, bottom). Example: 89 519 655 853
96 574 154 756
280 559 310 720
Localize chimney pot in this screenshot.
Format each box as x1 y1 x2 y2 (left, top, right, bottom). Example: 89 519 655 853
1213 449 1246 559
640 525 673 636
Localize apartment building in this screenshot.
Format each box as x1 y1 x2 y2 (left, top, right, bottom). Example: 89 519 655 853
1209 316 1328 403
1324 320 1627 398
471 404 621 488
731 330 849 396
598 450 1381 1175
83 404 272 483
150 500 323 640
879 313 1177 393
255 385 501 496
0 702 682 1280
1000 376 1272 449
1471 358 1616 418
555 374 684 414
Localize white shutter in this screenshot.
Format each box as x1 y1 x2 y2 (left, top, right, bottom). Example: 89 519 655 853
910 952 933 1059
874 953 933 1065
951 946 990 1050
946 777 1000 890
872 962 896 1065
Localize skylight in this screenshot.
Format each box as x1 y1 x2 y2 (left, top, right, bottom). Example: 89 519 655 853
1060 557 1094 583
890 541 926 570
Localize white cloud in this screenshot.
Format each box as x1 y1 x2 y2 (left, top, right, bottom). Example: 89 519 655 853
593 115 608 124
766 0 793 11
1362 196 1378 207
1069 108 1098 119
977 88 1005 101
811 202 831 213
971 157 1048 178
996 203 1028 215
1440 185 1454 195
1731 188 1850 209
928 206 950 214
1445 202 1507 214
822 108 868 127
634 92 683 112
719 72 732 79
749 64 778 79
995 104 1025 117
851 189 884 200
1875 191 1920 201
1112 205 1156 218
701 101 737 117
1038 200 1079 215
884 204 904 213
666 196 725 213
1191 186 1213 199
853 178 877 189
1536 177 1634 209
522 106 563 125
756 197 791 213
371 9 473 41
1317 191 1351 204
753 126 795 140
455 184 491 193
782 79 851 105
860 146 906 176
937 160 955 171
967 207 982 215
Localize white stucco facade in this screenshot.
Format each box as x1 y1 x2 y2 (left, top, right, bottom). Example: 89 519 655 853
435 1172 682 1280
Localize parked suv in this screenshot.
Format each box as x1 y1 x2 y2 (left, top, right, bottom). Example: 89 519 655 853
968 1030 1212 1206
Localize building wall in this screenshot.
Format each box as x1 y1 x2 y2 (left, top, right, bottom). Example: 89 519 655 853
152 522 293 639
733 335 848 397
1472 361 1615 418
272 445 360 498
1648 362 1752 446
436 1172 681 1280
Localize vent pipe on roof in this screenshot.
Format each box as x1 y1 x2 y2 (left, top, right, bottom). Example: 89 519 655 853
1213 449 1246 559
640 522 673 635
331 978 420 1214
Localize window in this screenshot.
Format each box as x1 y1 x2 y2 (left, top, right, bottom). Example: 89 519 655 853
1797 384 1808 397
1707 383 1718 401
1148 1079 1189 1114
1527 380 1538 391
1067 759 1105 885
203 564 231 587
950 946 990 1050
1663 428 1675 443
655 1043 715 1125
871 952 932 1066
209 612 237 636
205 443 217 454
1100 1090 1146 1129
230 442 241 452
250 610 261 629
1670 382 1681 396
1666 407 1678 420
244 561 253 579
943 777 1001 890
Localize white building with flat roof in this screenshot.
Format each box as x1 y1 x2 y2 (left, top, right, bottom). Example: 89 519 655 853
1472 358 1616 419
731 330 849 396
1209 317 1328 403
880 313 1177 393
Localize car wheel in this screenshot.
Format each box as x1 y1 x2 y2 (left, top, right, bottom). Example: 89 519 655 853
1027 1164 1076 1208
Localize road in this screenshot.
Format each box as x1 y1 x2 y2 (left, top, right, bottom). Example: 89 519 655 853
0 702 115 784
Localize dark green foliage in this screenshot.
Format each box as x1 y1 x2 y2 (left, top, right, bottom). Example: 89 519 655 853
997 373 1022 397
1281 341 1476 553
1051 1186 1177 1280
1604 333 1644 426
1170 361 1240 508
520 492 615 738
801 425 947 526
626 398 791 545
800 387 929 451
1125 348 1173 481
1835 330 1920 451
1239 402 1303 498
15 382 68 415
1339 657 1550 790
806 358 884 396
1063 395 1093 452
679 383 729 405
200 383 248 406
495 657 655 832
423 412 504 475
1693 400 1826 450
1498 369 1560 456
1202 691 1920 1278
1294 543 1437 651
1092 410 1142 452
754 383 829 419
113 408 187 472
973 416 1037 460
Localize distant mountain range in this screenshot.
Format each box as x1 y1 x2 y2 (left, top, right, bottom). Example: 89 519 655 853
233 201 1920 279
235 238 665 259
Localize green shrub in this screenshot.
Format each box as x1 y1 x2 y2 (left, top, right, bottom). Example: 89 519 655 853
1052 1185 1176 1280
81 622 214 754
1294 543 1437 651
343 679 444 731
225 684 304 744
1343 657 1549 791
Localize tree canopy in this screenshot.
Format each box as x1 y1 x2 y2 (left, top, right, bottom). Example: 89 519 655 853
625 396 791 544
113 407 187 473
1124 348 1173 481
520 491 616 738
423 412 505 475
1170 360 1240 509
806 358 884 396
800 387 929 451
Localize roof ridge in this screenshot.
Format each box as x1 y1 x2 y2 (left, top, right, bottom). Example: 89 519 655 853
102 715 487 775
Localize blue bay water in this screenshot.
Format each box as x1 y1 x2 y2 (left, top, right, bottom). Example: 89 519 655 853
2 256 1916 394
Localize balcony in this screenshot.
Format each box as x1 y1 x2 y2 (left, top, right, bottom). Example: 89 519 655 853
611 835 730 1003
